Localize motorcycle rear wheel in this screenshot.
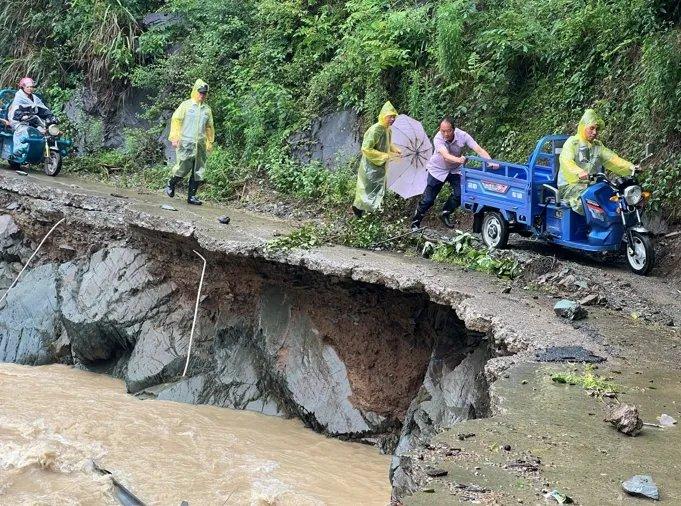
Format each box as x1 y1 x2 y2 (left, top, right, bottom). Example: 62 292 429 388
44 150 62 177
626 231 655 275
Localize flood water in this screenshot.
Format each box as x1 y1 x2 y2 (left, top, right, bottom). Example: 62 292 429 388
0 364 391 505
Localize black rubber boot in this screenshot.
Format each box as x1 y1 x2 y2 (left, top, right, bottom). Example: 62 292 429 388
165 176 181 198
411 209 424 232
187 179 203 205
439 212 456 229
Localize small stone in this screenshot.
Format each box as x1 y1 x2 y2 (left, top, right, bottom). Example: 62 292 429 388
579 293 599 306
521 380 528 385
217 215 231 224
554 300 587 320
503 444 512 451
502 286 511 294
622 475 659 500
604 404 643 436
160 204 177 211
425 467 448 477
658 414 677 427
15 170 28 176
422 487 435 493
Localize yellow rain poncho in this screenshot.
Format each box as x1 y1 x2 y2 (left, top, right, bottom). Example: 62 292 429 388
558 109 634 214
352 101 401 213
168 79 215 182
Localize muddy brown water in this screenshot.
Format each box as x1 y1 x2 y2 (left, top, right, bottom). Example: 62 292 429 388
0 364 391 505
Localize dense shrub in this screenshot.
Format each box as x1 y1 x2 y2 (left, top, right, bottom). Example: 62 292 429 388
1 0 679 218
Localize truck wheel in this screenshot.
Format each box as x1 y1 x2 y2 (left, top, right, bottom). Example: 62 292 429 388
481 211 509 249
44 150 62 176
626 231 655 275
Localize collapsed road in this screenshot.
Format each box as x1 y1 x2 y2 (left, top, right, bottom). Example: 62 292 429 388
1 170 679 504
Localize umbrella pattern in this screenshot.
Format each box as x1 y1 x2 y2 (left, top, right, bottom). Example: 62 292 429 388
387 114 433 199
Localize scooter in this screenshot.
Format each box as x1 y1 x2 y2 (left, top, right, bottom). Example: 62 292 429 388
580 169 655 275
0 88 71 176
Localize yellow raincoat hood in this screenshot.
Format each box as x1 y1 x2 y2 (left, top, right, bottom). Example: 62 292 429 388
577 109 605 142
378 101 398 127
190 79 209 102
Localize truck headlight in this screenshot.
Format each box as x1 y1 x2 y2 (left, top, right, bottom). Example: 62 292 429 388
623 185 642 206
48 124 60 136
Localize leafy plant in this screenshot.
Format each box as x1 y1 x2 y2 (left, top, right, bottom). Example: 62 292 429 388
551 364 621 394
265 223 331 252
429 231 522 279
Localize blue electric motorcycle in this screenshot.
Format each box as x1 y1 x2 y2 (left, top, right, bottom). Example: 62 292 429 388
460 135 655 275
0 88 71 176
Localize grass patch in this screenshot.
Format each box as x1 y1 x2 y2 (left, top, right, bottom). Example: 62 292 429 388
551 364 621 394
427 231 522 279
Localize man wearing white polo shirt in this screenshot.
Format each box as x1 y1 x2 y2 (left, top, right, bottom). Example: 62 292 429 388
411 118 496 231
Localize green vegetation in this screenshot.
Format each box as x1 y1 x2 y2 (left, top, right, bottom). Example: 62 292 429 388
266 214 415 251
551 364 621 394
429 231 522 279
1 0 679 220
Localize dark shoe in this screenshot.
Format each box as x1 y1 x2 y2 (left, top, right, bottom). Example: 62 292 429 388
439 212 456 228
165 176 181 198
187 179 203 205
351 205 364 218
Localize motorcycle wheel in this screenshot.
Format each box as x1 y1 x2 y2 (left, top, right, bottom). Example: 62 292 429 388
44 150 62 177
481 211 509 249
626 231 655 275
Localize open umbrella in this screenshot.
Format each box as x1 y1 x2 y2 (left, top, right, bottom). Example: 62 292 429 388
387 114 433 199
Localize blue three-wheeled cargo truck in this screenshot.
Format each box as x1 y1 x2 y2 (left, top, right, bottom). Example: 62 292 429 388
460 135 655 275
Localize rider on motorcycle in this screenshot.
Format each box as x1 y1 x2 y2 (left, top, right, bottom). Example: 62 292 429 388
7 77 57 158
558 109 638 215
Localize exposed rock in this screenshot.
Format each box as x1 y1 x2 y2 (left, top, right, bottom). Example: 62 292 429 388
390 329 490 499
604 404 643 436
0 263 66 365
141 12 182 29
288 109 361 168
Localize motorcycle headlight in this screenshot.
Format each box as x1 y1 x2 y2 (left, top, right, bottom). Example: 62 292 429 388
624 185 643 206
48 124 60 136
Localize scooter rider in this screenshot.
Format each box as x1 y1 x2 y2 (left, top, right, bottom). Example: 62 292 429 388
8 77 56 159
558 109 639 215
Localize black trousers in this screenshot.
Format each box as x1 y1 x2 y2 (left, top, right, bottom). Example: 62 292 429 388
413 173 461 222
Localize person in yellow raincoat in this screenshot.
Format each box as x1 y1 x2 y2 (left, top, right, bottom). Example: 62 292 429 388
165 79 215 205
352 101 401 217
558 109 636 214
